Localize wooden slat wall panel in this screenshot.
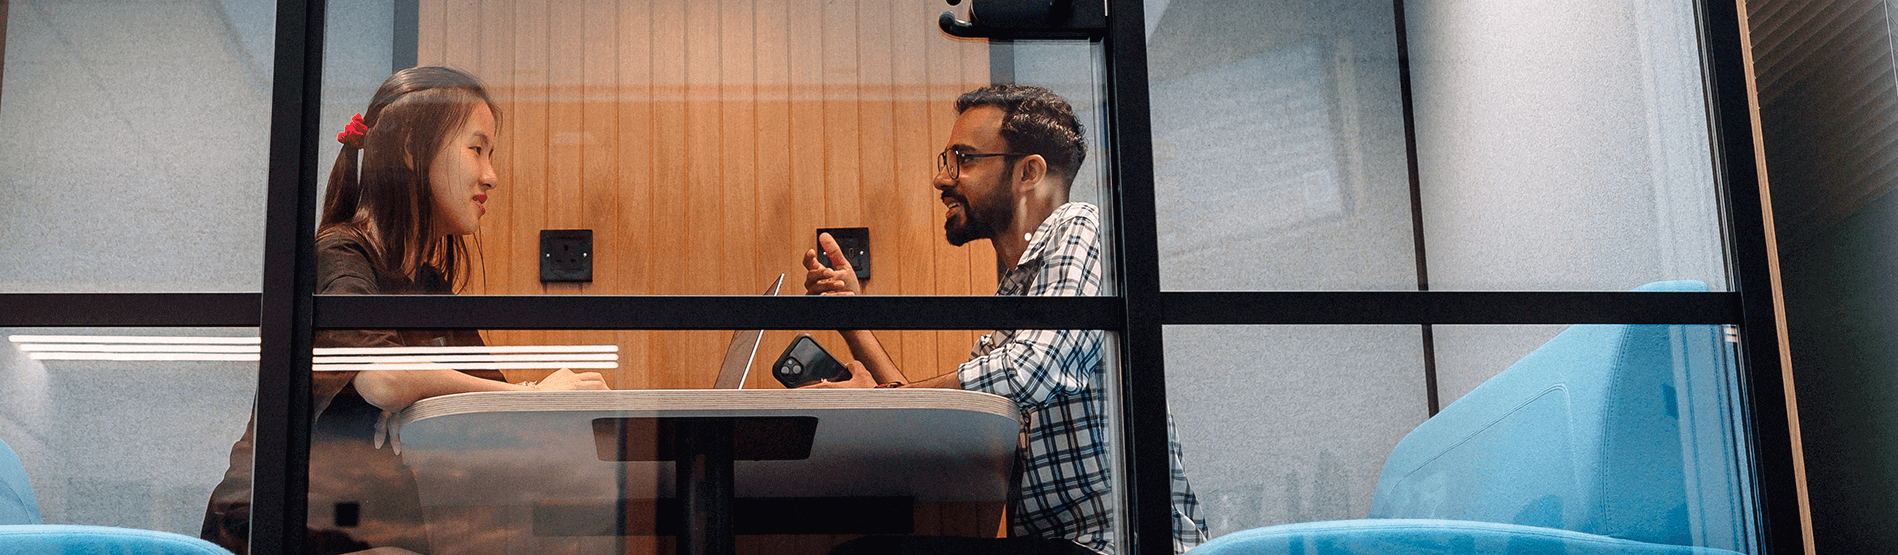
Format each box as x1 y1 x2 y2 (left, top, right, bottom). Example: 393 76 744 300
418 0 994 397
784 0 829 392
888 0 938 392
512 0 550 353
613 0 655 391
477 0 517 305
646 0 690 386
753 0 798 391
578 0 622 378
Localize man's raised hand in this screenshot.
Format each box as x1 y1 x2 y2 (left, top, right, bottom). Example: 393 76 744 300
802 232 863 296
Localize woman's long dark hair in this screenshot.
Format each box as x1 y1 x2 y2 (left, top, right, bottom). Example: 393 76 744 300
320 66 500 292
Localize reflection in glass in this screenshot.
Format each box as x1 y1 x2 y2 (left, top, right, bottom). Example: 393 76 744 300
1143 1 1414 291
1168 319 1757 553
0 328 258 535
1166 325 1428 533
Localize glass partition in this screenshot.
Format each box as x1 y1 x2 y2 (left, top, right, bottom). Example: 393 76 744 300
1141 0 1728 292
1166 323 1758 552
286 328 1128 555
0 0 1787 554
0 327 259 535
293 3 1134 548
317 0 1115 300
0 0 273 293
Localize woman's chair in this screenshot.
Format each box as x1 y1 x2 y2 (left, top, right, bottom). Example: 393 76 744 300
1192 281 1755 555
0 437 235 554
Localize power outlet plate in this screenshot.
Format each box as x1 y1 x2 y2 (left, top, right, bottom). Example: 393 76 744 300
816 227 870 281
540 229 593 282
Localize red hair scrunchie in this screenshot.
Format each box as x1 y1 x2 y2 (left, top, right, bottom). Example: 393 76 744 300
337 113 369 148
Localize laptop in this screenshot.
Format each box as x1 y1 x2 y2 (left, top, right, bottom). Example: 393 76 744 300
710 274 784 389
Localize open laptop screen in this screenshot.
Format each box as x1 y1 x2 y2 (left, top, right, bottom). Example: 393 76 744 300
710 274 784 389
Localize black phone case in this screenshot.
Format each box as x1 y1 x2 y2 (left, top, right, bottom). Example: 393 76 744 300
772 333 851 388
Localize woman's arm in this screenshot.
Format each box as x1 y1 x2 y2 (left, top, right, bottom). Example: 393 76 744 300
354 367 607 413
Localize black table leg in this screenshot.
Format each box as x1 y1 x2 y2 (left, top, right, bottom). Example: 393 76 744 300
676 418 735 555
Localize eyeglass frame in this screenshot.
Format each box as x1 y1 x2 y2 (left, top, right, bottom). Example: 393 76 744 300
938 148 1034 180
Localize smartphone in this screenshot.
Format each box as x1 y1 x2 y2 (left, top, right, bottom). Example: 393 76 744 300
772 333 851 388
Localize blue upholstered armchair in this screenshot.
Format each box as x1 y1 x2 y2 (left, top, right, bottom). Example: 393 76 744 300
1192 281 1755 555
0 437 235 554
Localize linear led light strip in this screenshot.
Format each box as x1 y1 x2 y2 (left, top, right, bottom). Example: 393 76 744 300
29 353 263 362
312 362 620 371
16 344 260 353
11 335 260 361
311 345 620 371
314 345 617 355
11 335 618 368
10 335 259 344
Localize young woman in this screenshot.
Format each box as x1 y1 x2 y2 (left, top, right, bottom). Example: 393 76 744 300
201 66 606 555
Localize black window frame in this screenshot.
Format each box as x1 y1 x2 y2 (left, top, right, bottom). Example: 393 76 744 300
0 0 1800 553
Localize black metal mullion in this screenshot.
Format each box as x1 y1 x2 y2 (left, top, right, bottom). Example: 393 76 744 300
312 292 1742 330
315 295 1124 330
1101 1 1173 554
1160 291 1742 326
255 0 325 554
1697 0 1804 552
0 293 260 327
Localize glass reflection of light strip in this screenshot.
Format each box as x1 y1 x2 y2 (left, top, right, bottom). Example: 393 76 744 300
314 354 617 363
312 345 619 371
10 335 260 344
16 344 260 353
12 335 619 369
11 335 262 362
313 345 618 355
313 362 619 371
29 353 262 362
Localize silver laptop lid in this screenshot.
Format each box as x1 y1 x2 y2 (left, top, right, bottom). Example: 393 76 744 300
711 274 784 389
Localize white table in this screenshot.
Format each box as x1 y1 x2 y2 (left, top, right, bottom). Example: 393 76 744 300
395 389 1022 555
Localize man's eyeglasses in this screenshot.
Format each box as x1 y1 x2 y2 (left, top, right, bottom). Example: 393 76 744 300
938 148 1031 180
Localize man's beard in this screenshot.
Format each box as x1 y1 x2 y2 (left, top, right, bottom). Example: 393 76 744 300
944 191 1012 247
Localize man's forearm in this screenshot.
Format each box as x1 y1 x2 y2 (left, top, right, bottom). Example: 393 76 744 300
901 371 962 389
839 329 906 385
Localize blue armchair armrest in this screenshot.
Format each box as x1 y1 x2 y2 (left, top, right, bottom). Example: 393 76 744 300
1189 520 1748 555
0 525 235 554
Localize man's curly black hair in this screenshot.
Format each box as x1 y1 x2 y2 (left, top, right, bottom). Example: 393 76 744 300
954 84 1086 185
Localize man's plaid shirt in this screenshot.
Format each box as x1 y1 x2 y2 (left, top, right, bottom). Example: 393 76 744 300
956 202 1209 554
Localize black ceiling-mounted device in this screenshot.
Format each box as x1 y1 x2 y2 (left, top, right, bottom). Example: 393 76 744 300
938 0 1106 40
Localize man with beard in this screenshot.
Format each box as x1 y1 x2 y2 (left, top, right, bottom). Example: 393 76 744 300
800 85 1208 555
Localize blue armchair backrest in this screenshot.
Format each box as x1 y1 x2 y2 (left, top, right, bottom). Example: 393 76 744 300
1 436 42 525
1368 281 1751 550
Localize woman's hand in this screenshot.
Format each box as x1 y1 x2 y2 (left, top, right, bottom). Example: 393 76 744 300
531 368 609 391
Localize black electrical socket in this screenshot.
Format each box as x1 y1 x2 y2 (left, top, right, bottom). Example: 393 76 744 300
540 229 593 282
816 227 870 281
